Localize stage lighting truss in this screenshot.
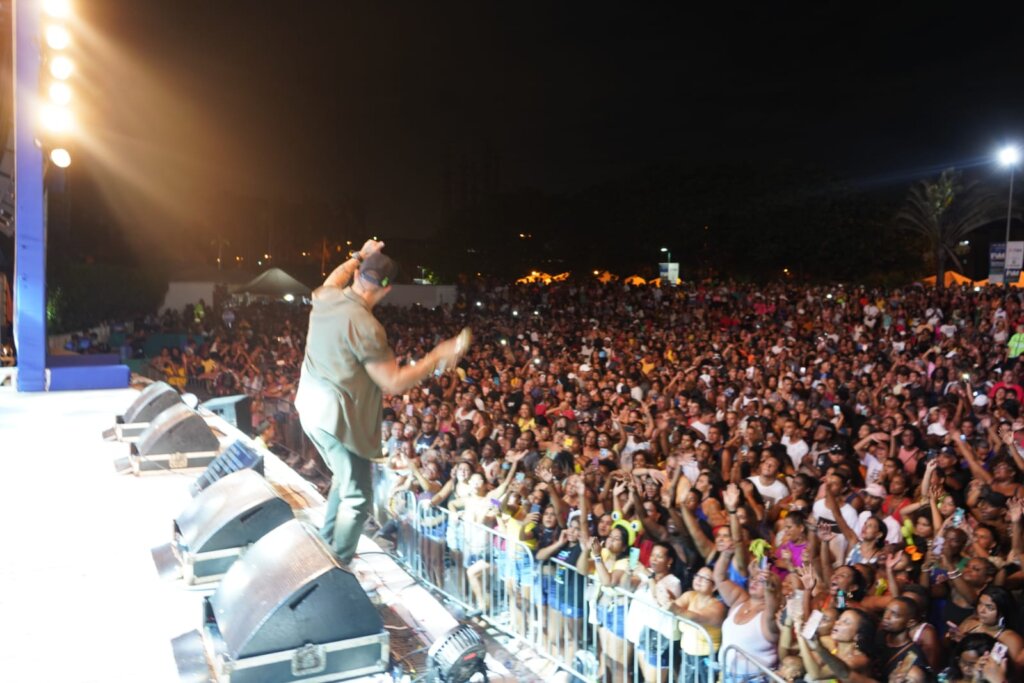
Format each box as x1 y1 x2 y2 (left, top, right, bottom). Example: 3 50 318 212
40 5 76 170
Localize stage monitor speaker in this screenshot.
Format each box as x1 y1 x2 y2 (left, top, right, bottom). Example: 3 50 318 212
121 381 182 424
134 403 219 456
203 520 388 683
173 469 293 584
190 440 265 497
201 394 254 436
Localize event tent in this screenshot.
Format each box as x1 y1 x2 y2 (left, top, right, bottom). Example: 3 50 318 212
230 268 312 298
920 271 974 287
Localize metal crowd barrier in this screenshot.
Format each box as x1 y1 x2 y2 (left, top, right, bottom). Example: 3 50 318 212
718 645 785 683
377 489 720 683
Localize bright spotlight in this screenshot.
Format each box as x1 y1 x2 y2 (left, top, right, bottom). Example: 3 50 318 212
43 0 72 19
49 148 71 168
40 104 73 133
999 145 1021 167
283 294 295 302
49 82 72 105
49 55 74 80
45 25 71 50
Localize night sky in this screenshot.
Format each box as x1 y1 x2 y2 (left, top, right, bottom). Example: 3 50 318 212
67 1 1024 258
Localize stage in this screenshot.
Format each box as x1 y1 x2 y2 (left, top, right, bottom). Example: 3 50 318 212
0 385 514 683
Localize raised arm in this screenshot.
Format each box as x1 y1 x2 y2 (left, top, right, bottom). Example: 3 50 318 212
818 523 836 585
1001 431 1024 474
761 570 782 639
408 459 441 494
724 483 750 576
537 468 567 525
431 476 456 508
680 484 715 560
955 435 994 485
713 547 747 608
366 335 467 397
824 489 858 547
322 239 379 287
576 481 593 549
489 458 521 499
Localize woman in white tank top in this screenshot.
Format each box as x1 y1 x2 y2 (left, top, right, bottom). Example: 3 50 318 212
713 548 781 681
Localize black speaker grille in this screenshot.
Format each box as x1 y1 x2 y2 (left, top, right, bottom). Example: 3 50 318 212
210 520 384 658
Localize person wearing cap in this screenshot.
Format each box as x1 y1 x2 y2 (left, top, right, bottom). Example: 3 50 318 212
295 239 468 564
854 483 902 545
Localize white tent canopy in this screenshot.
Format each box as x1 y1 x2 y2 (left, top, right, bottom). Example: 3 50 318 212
229 268 311 298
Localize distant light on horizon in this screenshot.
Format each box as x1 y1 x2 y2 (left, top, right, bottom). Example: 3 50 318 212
999 145 1020 167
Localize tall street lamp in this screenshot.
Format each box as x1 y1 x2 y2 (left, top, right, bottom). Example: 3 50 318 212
660 246 671 263
1000 145 1020 288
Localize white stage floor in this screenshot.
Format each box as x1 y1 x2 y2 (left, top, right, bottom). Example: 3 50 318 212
0 386 508 683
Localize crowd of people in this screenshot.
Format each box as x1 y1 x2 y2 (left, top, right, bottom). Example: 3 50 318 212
167 278 1024 682
145 301 303 438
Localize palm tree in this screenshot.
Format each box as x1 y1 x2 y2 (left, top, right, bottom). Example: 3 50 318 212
896 169 1002 288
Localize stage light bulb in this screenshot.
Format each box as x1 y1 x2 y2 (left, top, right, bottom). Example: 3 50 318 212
43 0 72 19
1000 145 1021 167
40 105 73 133
49 82 72 106
45 25 71 50
50 148 71 168
49 55 74 80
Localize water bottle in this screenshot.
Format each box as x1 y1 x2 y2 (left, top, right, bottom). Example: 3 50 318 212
836 589 846 609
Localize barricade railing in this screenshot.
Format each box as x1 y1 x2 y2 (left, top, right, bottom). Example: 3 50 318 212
718 644 785 683
374 492 720 683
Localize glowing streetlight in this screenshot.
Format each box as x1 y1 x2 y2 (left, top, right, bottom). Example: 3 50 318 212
49 55 74 80
49 148 71 168
999 145 1020 167
48 82 71 105
43 0 72 19
40 104 73 133
45 25 71 50
660 246 672 262
999 145 1020 287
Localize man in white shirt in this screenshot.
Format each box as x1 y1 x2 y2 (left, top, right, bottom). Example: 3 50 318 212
689 406 715 439
853 484 902 544
780 419 809 470
747 454 789 507
454 393 478 423
812 474 859 566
